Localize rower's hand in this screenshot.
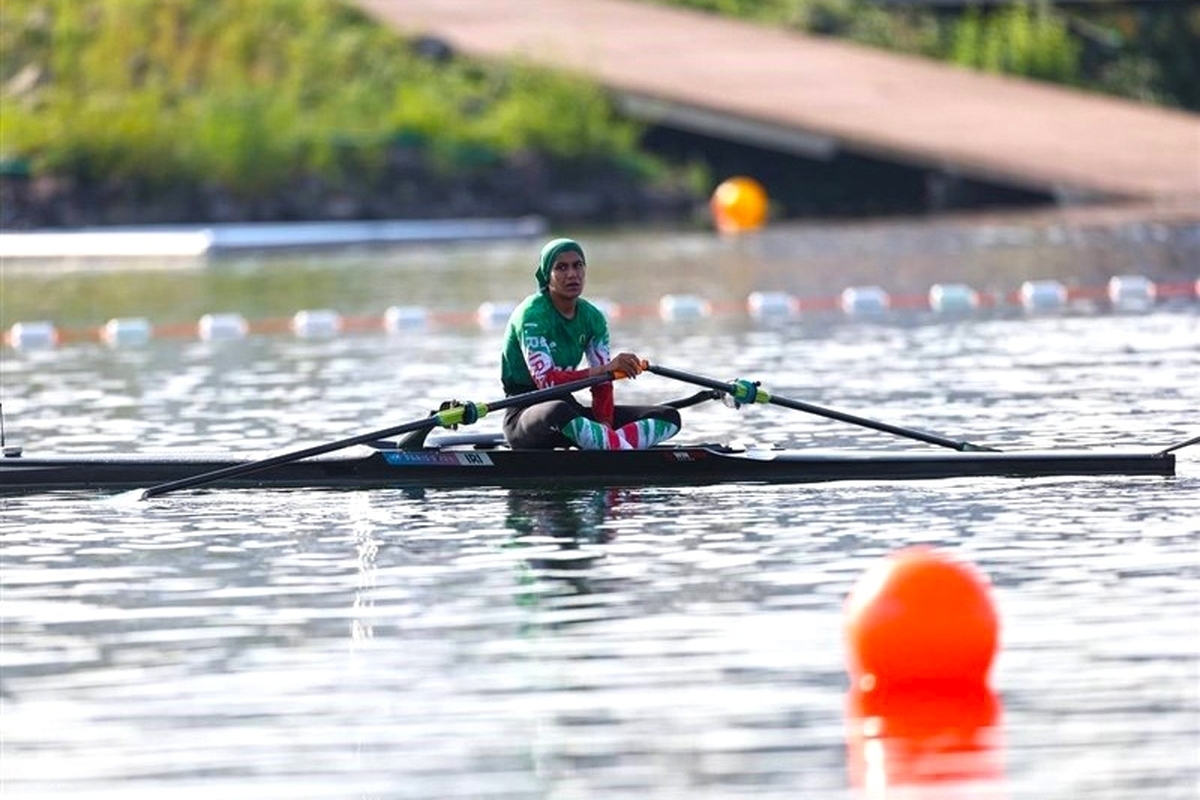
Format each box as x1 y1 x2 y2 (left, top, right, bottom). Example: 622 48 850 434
607 353 644 379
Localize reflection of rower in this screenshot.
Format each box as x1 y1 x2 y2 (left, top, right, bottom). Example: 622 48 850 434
505 487 621 546
503 487 639 620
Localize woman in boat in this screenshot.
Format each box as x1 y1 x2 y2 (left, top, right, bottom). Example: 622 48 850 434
500 237 682 450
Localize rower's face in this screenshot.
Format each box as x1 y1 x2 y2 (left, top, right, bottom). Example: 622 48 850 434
548 252 586 300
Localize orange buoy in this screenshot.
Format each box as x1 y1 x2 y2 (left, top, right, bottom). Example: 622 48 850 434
709 176 768 233
844 547 999 690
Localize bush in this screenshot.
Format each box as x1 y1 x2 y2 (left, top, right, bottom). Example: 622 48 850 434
949 2 1080 84
647 0 1192 109
0 0 668 199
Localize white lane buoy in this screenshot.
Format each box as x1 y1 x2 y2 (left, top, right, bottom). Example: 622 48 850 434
658 294 712 322
198 313 249 341
928 283 980 314
291 309 343 339
383 305 429 333
1018 280 1067 313
1106 275 1156 313
747 291 798 319
840 286 889 316
7 321 59 350
101 317 152 347
476 301 516 330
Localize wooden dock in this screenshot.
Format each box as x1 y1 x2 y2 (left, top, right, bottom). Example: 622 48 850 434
354 0 1200 204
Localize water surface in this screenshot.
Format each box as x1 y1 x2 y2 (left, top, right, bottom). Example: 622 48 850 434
1 240 1198 799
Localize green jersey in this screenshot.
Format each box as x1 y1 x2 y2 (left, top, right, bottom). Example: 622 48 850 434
500 293 615 425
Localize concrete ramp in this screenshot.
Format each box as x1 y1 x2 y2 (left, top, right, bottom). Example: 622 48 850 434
354 0 1199 203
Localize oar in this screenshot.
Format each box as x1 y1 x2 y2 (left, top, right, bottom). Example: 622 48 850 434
647 363 997 452
140 372 621 499
1157 433 1200 456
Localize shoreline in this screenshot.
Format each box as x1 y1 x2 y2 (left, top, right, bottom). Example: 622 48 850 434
4 197 1198 257
0 216 548 262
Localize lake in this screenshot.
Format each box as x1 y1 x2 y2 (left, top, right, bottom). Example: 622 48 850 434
1 223 1198 799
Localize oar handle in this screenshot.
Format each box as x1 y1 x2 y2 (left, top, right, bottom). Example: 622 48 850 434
609 359 649 381
141 372 621 499
647 363 995 452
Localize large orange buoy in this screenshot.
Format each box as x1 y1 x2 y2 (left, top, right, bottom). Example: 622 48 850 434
844 547 999 690
709 176 768 233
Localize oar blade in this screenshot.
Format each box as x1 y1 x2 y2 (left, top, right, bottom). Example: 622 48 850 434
959 442 1002 453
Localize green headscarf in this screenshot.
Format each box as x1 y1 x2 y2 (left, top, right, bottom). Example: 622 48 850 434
536 238 585 292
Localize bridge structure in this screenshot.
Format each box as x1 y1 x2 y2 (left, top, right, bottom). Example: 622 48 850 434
353 0 1199 211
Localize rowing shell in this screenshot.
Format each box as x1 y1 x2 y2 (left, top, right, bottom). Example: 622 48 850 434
0 435 1176 494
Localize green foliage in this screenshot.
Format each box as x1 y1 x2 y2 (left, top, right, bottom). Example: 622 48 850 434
663 0 802 24
1098 6 1199 110
472 66 642 159
0 0 659 196
646 0 1193 109
1093 55 1163 106
949 2 1079 83
2 0 1189 203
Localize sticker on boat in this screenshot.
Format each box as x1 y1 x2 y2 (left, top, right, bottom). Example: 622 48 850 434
382 451 495 467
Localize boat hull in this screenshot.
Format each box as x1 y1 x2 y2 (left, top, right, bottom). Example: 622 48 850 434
0 444 1176 494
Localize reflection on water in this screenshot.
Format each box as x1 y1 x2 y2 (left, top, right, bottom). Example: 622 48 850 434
505 489 619 611
1 253 1198 799
845 683 1005 792
3 458 1198 798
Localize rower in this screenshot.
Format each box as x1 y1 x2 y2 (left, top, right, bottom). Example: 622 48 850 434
499 237 681 450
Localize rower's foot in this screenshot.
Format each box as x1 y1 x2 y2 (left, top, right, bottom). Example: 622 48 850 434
616 418 680 449
562 417 681 450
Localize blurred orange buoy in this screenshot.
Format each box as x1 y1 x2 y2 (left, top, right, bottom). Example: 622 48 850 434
710 176 768 233
844 547 999 690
